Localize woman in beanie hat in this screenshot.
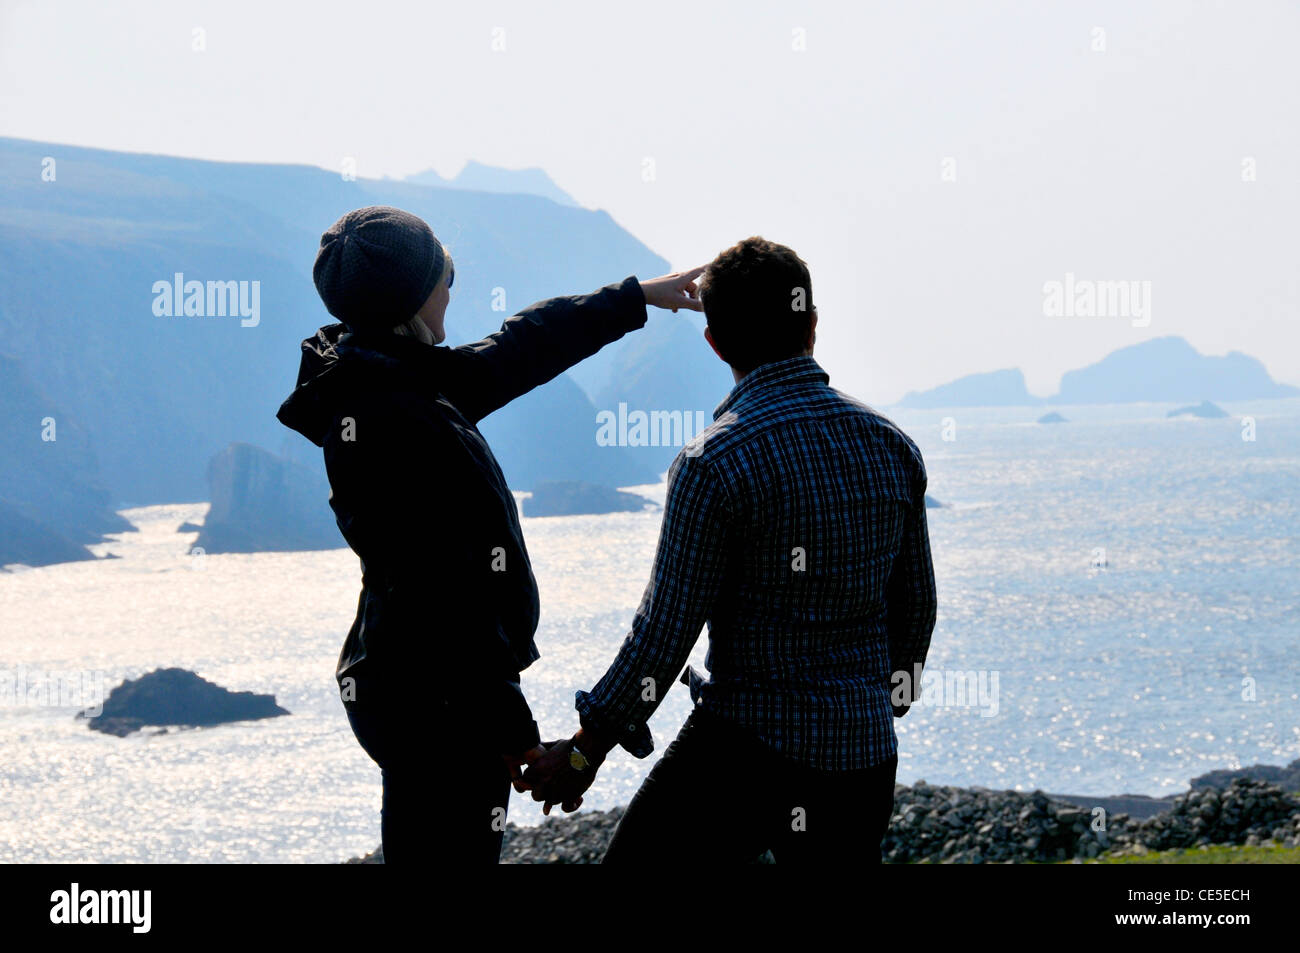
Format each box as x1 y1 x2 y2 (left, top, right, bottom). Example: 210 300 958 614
277 205 703 864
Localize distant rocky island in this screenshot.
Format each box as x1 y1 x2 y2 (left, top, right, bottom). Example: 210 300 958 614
900 368 1040 409
899 336 1297 409
1037 412 1068 424
191 443 343 554
1054 338 1293 404
523 480 656 517
1167 400 1229 419
79 667 289 737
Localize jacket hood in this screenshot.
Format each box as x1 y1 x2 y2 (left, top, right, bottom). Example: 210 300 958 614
278 323 453 447
275 323 353 446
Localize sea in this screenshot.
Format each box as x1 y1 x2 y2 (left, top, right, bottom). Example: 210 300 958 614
1 399 1297 863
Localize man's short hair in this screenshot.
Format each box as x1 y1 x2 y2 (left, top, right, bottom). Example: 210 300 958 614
699 236 815 376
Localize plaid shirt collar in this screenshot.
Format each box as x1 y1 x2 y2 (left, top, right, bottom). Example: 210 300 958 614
713 355 831 420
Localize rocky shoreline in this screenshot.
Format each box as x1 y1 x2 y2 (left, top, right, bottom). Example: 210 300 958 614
345 760 1300 865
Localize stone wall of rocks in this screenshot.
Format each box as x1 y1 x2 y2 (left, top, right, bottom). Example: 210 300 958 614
1107 779 1300 857
345 777 1300 864
883 777 1300 864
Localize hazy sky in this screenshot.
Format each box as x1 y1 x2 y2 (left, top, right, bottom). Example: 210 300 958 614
2 0 1297 403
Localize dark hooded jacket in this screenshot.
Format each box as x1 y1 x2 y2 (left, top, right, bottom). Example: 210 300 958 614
276 276 647 754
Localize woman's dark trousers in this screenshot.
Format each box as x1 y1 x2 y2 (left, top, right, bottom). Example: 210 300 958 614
347 704 512 865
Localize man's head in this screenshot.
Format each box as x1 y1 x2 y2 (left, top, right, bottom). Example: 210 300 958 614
699 236 817 378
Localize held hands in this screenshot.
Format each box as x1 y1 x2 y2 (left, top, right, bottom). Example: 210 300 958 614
503 745 549 794
519 737 602 815
639 266 706 313
505 726 613 815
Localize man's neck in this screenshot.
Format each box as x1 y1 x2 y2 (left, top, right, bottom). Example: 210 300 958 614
730 348 815 383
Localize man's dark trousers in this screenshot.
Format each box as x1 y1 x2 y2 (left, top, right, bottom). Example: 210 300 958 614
602 705 898 865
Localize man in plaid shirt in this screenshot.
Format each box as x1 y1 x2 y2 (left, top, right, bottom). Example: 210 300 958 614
524 237 937 864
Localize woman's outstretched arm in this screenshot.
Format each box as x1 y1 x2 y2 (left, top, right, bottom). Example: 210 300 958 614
443 269 704 424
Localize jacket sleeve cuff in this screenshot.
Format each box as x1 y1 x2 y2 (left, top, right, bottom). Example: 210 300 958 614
499 717 542 755
575 690 654 759
493 678 541 755
617 275 648 333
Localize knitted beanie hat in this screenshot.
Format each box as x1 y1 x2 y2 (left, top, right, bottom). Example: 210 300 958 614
312 206 446 333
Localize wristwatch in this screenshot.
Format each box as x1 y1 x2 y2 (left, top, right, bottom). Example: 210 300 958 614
568 738 592 772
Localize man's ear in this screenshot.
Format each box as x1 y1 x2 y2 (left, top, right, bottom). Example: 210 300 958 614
704 326 727 363
806 309 818 352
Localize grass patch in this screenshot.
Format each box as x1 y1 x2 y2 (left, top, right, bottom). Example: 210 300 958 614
1085 844 1300 864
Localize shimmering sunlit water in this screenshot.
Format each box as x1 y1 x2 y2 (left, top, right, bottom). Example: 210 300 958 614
1 398 1297 862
